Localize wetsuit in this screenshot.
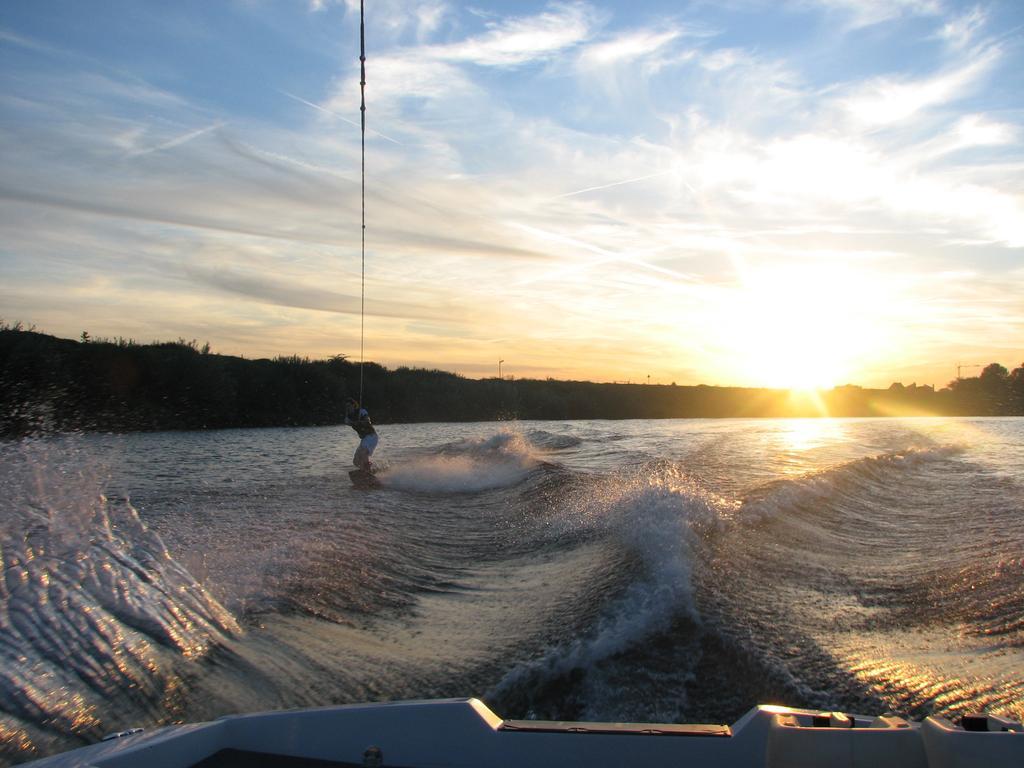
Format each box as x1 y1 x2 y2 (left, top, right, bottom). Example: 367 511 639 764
345 405 378 471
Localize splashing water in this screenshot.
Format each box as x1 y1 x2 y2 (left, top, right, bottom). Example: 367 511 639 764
380 430 540 492
0 440 238 758
489 463 733 721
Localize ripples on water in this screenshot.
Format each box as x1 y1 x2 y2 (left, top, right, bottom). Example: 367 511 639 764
1 417 1022 763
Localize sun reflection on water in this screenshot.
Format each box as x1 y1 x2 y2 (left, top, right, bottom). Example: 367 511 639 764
832 634 1024 721
777 415 846 452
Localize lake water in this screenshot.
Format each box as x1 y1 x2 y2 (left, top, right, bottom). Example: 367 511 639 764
2 417 1023 764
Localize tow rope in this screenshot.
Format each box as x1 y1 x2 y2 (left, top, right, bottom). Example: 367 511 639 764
358 0 367 406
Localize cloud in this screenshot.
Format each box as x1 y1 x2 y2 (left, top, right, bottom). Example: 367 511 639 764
123 122 223 157
664 125 1024 248
795 0 943 30
552 170 674 199
215 133 356 185
938 5 988 49
328 2 600 137
429 1 598 67
837 45 1000 127
0 185 353 248
3 1 1022 385
346 0 452 40
71 71 191 109
279 89 401 144
915 113 1018 160
356 54 474 110
700 47 744 72
184 263 458 321
576 28 681 69
413 1 450 41
570 25 695 103
0 26 70 56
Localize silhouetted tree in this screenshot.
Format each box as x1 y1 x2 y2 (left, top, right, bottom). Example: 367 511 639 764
1008 364 1024 414
1 329 1021 436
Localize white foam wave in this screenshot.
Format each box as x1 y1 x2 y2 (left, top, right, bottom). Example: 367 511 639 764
441 430 537 459
490 464 731 719
380 430 539 493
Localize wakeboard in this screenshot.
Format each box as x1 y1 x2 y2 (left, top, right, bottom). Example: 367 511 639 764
349 468 382 490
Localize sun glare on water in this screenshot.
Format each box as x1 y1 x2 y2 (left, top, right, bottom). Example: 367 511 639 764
713 263 884 390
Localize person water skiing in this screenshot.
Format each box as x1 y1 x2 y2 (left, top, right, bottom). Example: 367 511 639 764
344 397 378 472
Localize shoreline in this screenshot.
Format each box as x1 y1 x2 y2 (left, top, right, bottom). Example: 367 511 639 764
3 329 1022 437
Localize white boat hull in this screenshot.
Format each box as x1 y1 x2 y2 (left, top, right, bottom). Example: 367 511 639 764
24 698 1024 768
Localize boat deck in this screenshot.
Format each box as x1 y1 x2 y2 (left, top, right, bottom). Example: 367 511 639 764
25 698 1024 768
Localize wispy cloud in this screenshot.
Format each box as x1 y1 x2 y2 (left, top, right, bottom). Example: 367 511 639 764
795 0 943 30
0 185 351 247
576 28 681 68
185 263 459 321
280 89 361 129
837 45 1001 127
938 5 989 49
916 113 1018 159
124 122 222 157
509 222 698 284
552 170 674 199
429 1 598 66
279 89 401 144
0 26 69 56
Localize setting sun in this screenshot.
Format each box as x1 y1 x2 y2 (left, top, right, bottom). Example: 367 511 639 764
711 263 888 390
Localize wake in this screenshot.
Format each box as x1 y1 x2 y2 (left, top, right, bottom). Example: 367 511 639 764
489 463 731 720
0 441 238 752
379 431 542 493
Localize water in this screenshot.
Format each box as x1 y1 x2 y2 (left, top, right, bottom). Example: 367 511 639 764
2 418 1023 764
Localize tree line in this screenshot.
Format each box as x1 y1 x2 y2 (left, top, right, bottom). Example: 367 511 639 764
1 327 1021 437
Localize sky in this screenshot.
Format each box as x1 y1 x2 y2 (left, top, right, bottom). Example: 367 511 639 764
1 0 1022 389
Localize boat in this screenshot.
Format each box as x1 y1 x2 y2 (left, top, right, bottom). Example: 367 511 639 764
24 697 1023 767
